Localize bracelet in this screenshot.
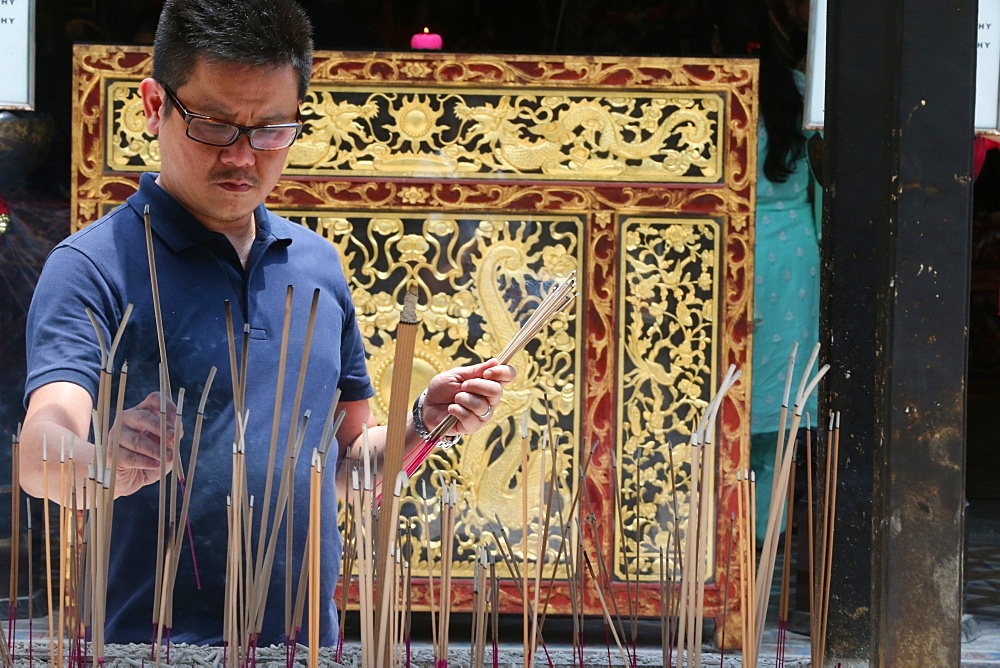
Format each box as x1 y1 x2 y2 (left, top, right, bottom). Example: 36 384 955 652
412 389 461 448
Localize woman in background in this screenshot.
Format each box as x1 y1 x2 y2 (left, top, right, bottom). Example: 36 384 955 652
718 0 820 541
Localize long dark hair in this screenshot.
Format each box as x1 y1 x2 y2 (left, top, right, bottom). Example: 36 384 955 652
716 0 807 183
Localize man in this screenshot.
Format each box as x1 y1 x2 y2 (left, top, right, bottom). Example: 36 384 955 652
20 0 513 647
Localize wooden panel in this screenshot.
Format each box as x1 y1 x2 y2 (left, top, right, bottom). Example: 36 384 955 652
72 45 756 641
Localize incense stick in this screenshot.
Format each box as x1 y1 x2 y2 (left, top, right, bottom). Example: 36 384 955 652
418 481 438 662
376 286 419 655
25 497 33 665
584 502 630 667
56 441 68 668
528 433 548 664
520 412 530 665
152 367 171 643
377 472 407 667
41 436 55 664
806 414 818 661
737 469 750 668
143 205 172 399
777 439 799 665
538 439 598 630
307 450 322 667
8 428 20 651
581 551 629 666
609 450 634 665
355 461 375 668
817 411 841 666
251 285 293 630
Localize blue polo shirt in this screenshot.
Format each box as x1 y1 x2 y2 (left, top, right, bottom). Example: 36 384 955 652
25 172 373 646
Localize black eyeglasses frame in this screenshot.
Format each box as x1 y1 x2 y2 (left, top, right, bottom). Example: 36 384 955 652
159 83 303 151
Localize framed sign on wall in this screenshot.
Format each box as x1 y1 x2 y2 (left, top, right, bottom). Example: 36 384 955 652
805 0 1000 134
0 0 35 109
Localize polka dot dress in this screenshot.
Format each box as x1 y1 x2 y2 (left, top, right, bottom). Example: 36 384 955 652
751 90 820 435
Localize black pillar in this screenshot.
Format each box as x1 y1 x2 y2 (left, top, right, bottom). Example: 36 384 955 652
823 0 975 664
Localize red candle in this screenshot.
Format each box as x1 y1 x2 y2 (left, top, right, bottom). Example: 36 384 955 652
411 27 443 50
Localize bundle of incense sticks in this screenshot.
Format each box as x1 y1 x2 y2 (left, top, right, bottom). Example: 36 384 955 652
751 344 828 659
400 272 577 478
672 364 741 666
10 231 860 667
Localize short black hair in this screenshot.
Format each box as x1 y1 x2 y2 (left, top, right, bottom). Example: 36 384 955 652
153 0 314 102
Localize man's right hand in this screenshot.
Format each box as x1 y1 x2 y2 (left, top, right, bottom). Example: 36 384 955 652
20 382 179 505
110 391 179 497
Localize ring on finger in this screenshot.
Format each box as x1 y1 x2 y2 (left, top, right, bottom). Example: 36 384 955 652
479 405 493 419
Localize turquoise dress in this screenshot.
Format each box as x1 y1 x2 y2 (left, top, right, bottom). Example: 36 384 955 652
750 70 820 539
751 126 820 434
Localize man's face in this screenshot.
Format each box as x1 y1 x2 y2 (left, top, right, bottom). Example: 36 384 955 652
141 59 301 233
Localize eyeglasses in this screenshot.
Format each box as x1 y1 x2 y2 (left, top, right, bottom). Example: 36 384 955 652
160 84 303 151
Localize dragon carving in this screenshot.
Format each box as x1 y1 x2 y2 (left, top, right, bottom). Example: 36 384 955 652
455 96 716 176
457 245 569 552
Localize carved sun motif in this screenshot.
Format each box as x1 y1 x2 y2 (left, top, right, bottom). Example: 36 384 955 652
385 95 449 153
365 330 469 423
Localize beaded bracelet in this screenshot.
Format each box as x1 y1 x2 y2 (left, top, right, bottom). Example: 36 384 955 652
412 388 461 448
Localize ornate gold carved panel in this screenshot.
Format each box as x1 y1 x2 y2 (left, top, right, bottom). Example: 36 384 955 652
109 80 724 183
617 215 722 581
73 46 756 639
290 210 584 582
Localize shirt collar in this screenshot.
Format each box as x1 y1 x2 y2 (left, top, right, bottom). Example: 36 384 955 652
127 172 292 252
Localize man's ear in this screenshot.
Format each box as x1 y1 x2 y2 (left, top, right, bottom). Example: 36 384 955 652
139 77 165 136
